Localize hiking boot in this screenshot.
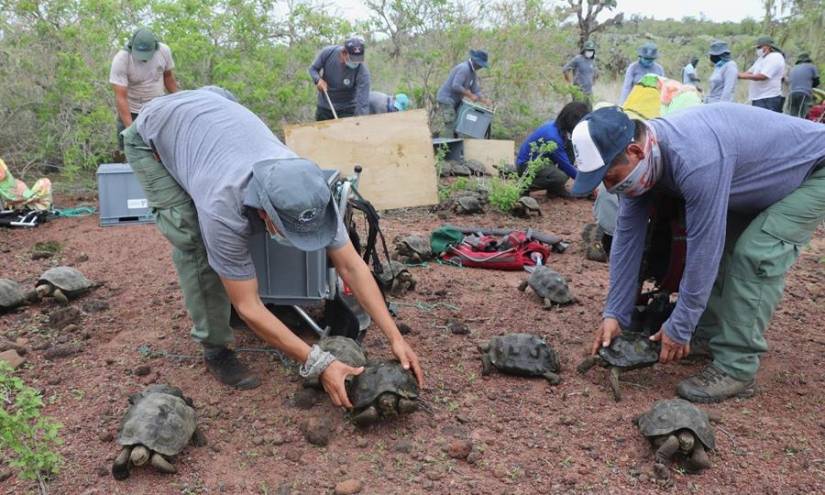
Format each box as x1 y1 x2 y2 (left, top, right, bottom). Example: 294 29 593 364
204 348 261 390
676 365 755 404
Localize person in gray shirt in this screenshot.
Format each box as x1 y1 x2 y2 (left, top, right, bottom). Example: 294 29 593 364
563 40 598 96
434 50 492 137
368 91 410 114
569 104 825 404
619 42 665 104
786 52 820 118
308 37 371 121
123 88 423 405
681 57 700 86
704 41 738 103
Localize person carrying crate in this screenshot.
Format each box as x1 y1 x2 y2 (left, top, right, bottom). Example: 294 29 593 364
434 49 493 137
121 86 423 408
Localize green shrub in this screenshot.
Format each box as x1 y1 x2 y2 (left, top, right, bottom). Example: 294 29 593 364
487 140 557 213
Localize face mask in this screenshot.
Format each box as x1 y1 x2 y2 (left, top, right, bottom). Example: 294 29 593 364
346 61 360 70
709 54 721 64
584 50 595 59
607 125 662 197
755 48 764 58
639 57 654 68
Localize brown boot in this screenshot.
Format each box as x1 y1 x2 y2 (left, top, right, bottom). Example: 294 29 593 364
676 365 755 404
204 348 261 390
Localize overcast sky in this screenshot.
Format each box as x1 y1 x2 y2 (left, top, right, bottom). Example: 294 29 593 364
328 0 767 24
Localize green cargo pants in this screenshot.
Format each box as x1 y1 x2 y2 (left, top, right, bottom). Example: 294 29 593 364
122 125 233 348
434 102 457 138
696 165 825 380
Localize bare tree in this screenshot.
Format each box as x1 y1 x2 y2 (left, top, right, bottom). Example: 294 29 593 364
364 0 454 58
565 0 623 49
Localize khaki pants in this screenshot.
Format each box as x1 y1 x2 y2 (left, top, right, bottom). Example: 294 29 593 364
121 125 233 348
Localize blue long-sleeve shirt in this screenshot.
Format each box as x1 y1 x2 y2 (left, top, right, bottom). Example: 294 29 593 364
705 61 738 103
604 103 825 344
515 120 577 178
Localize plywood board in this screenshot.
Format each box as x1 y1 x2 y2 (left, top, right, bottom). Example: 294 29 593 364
462 139 515 175
284 109 438 210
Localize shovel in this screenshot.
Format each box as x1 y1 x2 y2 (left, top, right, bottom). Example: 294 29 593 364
322 89 339 120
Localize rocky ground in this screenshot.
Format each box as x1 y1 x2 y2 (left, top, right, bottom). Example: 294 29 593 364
1 191 824 495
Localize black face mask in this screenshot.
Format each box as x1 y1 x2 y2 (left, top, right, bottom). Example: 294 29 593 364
709 54 722 64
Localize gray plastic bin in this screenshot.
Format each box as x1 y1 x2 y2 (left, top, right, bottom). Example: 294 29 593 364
455 100 494 138
250 170 340 306
97 163 154 226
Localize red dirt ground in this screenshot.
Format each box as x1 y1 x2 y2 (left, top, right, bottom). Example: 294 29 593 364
2 192 824 495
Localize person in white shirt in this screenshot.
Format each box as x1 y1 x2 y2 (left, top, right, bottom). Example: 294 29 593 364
738 36 786 112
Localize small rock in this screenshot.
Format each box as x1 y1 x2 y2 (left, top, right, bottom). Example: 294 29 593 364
209 442 222 453
62 324 80 333
0 468 12 482
98 431 114 443
445 439 473 459
447 319 470 335
47 376 62 385
96 465 108 477
291 388 322 410
285 449 302 462
493 466 509 479
455 414 470 424
303 417 332 447
252 437 265 446
334 479 363 495
43 344 83 360
355 437 369 448
82 299 110 313
0 349 26 369
48 306 82 330
105 358 115 365
141 372 158 385
397 322 413 335
466 451 482 464
133 365 151 376
268 434 286 446
75 253 89 262
394 440 413 453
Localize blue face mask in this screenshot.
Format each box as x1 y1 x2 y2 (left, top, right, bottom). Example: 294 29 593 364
346 61 360 70
715 59 727 68
639 57 654 68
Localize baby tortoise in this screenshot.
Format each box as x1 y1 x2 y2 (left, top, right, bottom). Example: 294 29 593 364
576 332 660 401
112 384 206 480
511 196 542 218
581 223 608 262
377 260 416 297
393 234 432 263
453 192 485 215
637 398 715 479
0 279 37 313
479 333 561 385
347 361 419 427
518 266 574 308
35 266 96 304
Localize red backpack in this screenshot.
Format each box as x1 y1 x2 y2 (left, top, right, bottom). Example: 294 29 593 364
441 231 551 270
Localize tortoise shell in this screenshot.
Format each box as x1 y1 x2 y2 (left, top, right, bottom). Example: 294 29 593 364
485 333 560 377
637 398 716 450
348 361 419 411
526 266 574 305
0 279 27 311
117 384 197 457
598 333 660 370
37 267 94 296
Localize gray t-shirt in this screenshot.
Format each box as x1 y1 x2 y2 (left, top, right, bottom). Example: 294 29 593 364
681 63 699 85
109 43 175 114
619 61 665 104
789 62 820 95
705 60 738 103
436 61 481 108
604 103 825 344
563 55 597 94
308 46 371 115
369 91 395 114
135 89 348 280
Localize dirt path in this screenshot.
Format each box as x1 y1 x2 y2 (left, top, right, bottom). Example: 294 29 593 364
2 195 824 494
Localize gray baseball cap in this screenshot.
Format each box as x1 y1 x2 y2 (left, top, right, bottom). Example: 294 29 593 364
243 158 339 251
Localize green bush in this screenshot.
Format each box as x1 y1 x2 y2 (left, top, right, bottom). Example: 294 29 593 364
487 140 557 213
0 361 63 482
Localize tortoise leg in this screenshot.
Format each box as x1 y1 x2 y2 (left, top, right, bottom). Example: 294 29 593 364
111 446 133 480
654 434 681 465
517 280 528 292
52 288 69 305
576 356 600 374
150 453 177 474
397 398 418 414
543 297 553 310
352 405 381 427
191 426 208 447
481 354 493 376
35 284 51 300
130 445 150 466
543 371 561 385
688 443 711 472
608 366 622 402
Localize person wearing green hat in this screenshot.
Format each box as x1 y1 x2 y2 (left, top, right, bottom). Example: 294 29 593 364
786 53 820 118
563 40 598 97
738 36 786 112
705 40 738 104
109 28 177 150
619 42 665 104
121 87 424 404
368 91 410 114
434 50 493 137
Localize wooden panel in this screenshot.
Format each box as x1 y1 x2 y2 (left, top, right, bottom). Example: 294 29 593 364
284 109 438 210
462 139 515 175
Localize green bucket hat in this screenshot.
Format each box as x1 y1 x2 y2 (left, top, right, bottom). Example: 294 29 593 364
755 35 779 50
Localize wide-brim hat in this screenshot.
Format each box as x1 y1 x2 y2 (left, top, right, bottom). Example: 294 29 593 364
708 40 730 56
469 49 489 68
243 158 339 251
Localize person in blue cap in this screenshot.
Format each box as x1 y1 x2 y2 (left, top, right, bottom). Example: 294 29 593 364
368 91 410 114
515 101 591 198
619 42 665 104
121 87 423 406
705 40 738 104
434 49 493 137
569 103 825 403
